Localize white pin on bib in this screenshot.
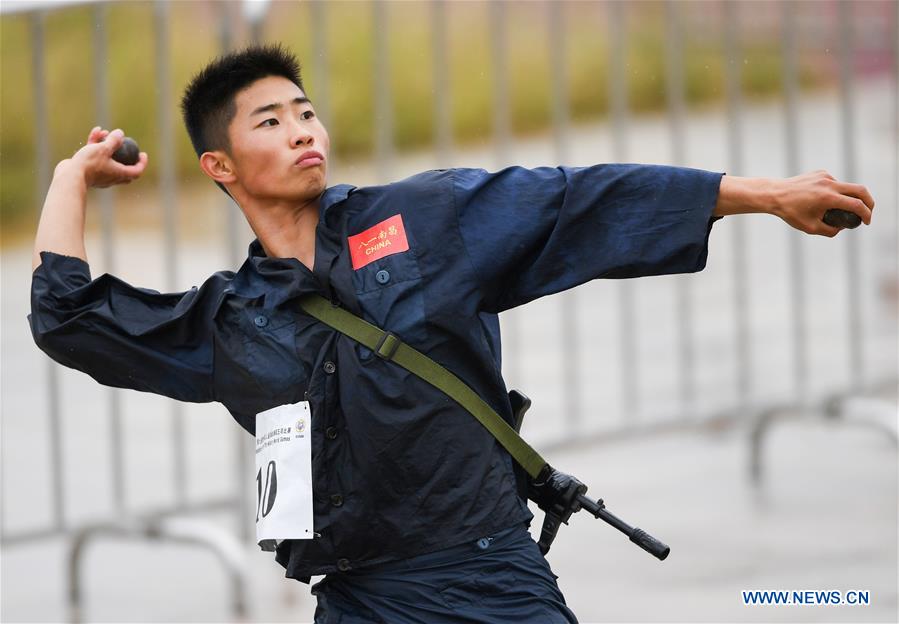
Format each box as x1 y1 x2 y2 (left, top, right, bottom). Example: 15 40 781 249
255 401 315 550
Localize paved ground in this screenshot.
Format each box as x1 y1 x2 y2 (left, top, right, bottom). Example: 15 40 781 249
2 76 896 622
1 409 896 623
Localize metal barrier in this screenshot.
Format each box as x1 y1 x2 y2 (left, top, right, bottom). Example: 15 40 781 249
747 0 899 484
4 1 262 620
67 514 249 624
2 0 896 619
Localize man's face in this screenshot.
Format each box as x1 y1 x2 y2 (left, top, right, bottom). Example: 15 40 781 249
213 75 330 204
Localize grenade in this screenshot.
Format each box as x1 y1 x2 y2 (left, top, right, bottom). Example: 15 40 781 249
822 209 861 229
101 134 141 166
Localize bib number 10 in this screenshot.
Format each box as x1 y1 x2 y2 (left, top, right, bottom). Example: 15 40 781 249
256 460 278 522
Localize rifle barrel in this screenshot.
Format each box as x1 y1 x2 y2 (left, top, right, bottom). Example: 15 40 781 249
577 494 670 560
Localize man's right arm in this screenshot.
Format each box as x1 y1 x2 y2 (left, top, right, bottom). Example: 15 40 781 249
31 159 89 271
29 127 220 404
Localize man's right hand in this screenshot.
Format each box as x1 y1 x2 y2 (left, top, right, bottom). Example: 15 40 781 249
64 127 148 188
32 127 148 271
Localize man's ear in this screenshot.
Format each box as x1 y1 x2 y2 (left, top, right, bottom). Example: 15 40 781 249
199 150 237 185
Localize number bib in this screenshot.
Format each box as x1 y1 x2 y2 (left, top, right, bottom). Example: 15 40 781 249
255 401 315 551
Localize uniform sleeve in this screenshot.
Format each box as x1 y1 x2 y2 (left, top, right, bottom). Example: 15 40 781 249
453 164 725 313
28 251 224 403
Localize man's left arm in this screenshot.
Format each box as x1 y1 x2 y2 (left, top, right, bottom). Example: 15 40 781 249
714 169 875 236
454 164 876 315
455 164 725 314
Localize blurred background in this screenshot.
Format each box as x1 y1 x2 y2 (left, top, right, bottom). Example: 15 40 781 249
1 0 896 622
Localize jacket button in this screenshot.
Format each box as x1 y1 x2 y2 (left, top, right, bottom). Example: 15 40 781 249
330 494 344 507
336 558 351 572
325 426 339 440
375 269 390 284
254 315 268 328
323 361 336 374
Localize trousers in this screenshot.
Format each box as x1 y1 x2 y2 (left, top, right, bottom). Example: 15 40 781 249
310 523 579 623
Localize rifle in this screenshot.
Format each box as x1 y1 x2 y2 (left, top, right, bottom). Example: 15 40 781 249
509 390 670 561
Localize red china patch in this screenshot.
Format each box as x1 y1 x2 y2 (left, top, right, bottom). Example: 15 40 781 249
348 214 410 270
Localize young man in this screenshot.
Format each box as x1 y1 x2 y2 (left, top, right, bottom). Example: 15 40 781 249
30 44 874 623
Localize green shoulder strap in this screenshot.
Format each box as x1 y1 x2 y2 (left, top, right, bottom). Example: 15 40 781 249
297 293 548 479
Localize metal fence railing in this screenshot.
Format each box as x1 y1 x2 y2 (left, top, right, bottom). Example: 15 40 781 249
2 0 896 620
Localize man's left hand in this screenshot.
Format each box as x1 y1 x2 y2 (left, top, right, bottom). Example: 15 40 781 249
771 170 874 237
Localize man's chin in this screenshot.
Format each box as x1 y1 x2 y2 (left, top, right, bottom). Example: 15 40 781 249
279 173 325 197
297 170 327 190
304 177 327 197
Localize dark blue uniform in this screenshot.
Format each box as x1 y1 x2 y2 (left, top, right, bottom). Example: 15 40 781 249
30 164 724 621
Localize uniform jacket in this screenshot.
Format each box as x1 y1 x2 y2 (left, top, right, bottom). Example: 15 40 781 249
29 164 725 581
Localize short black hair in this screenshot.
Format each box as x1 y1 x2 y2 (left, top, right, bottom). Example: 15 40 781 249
180 43 305 198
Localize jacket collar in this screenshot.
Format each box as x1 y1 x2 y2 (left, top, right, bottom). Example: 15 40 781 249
245 183 354 263
235 183 355 306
